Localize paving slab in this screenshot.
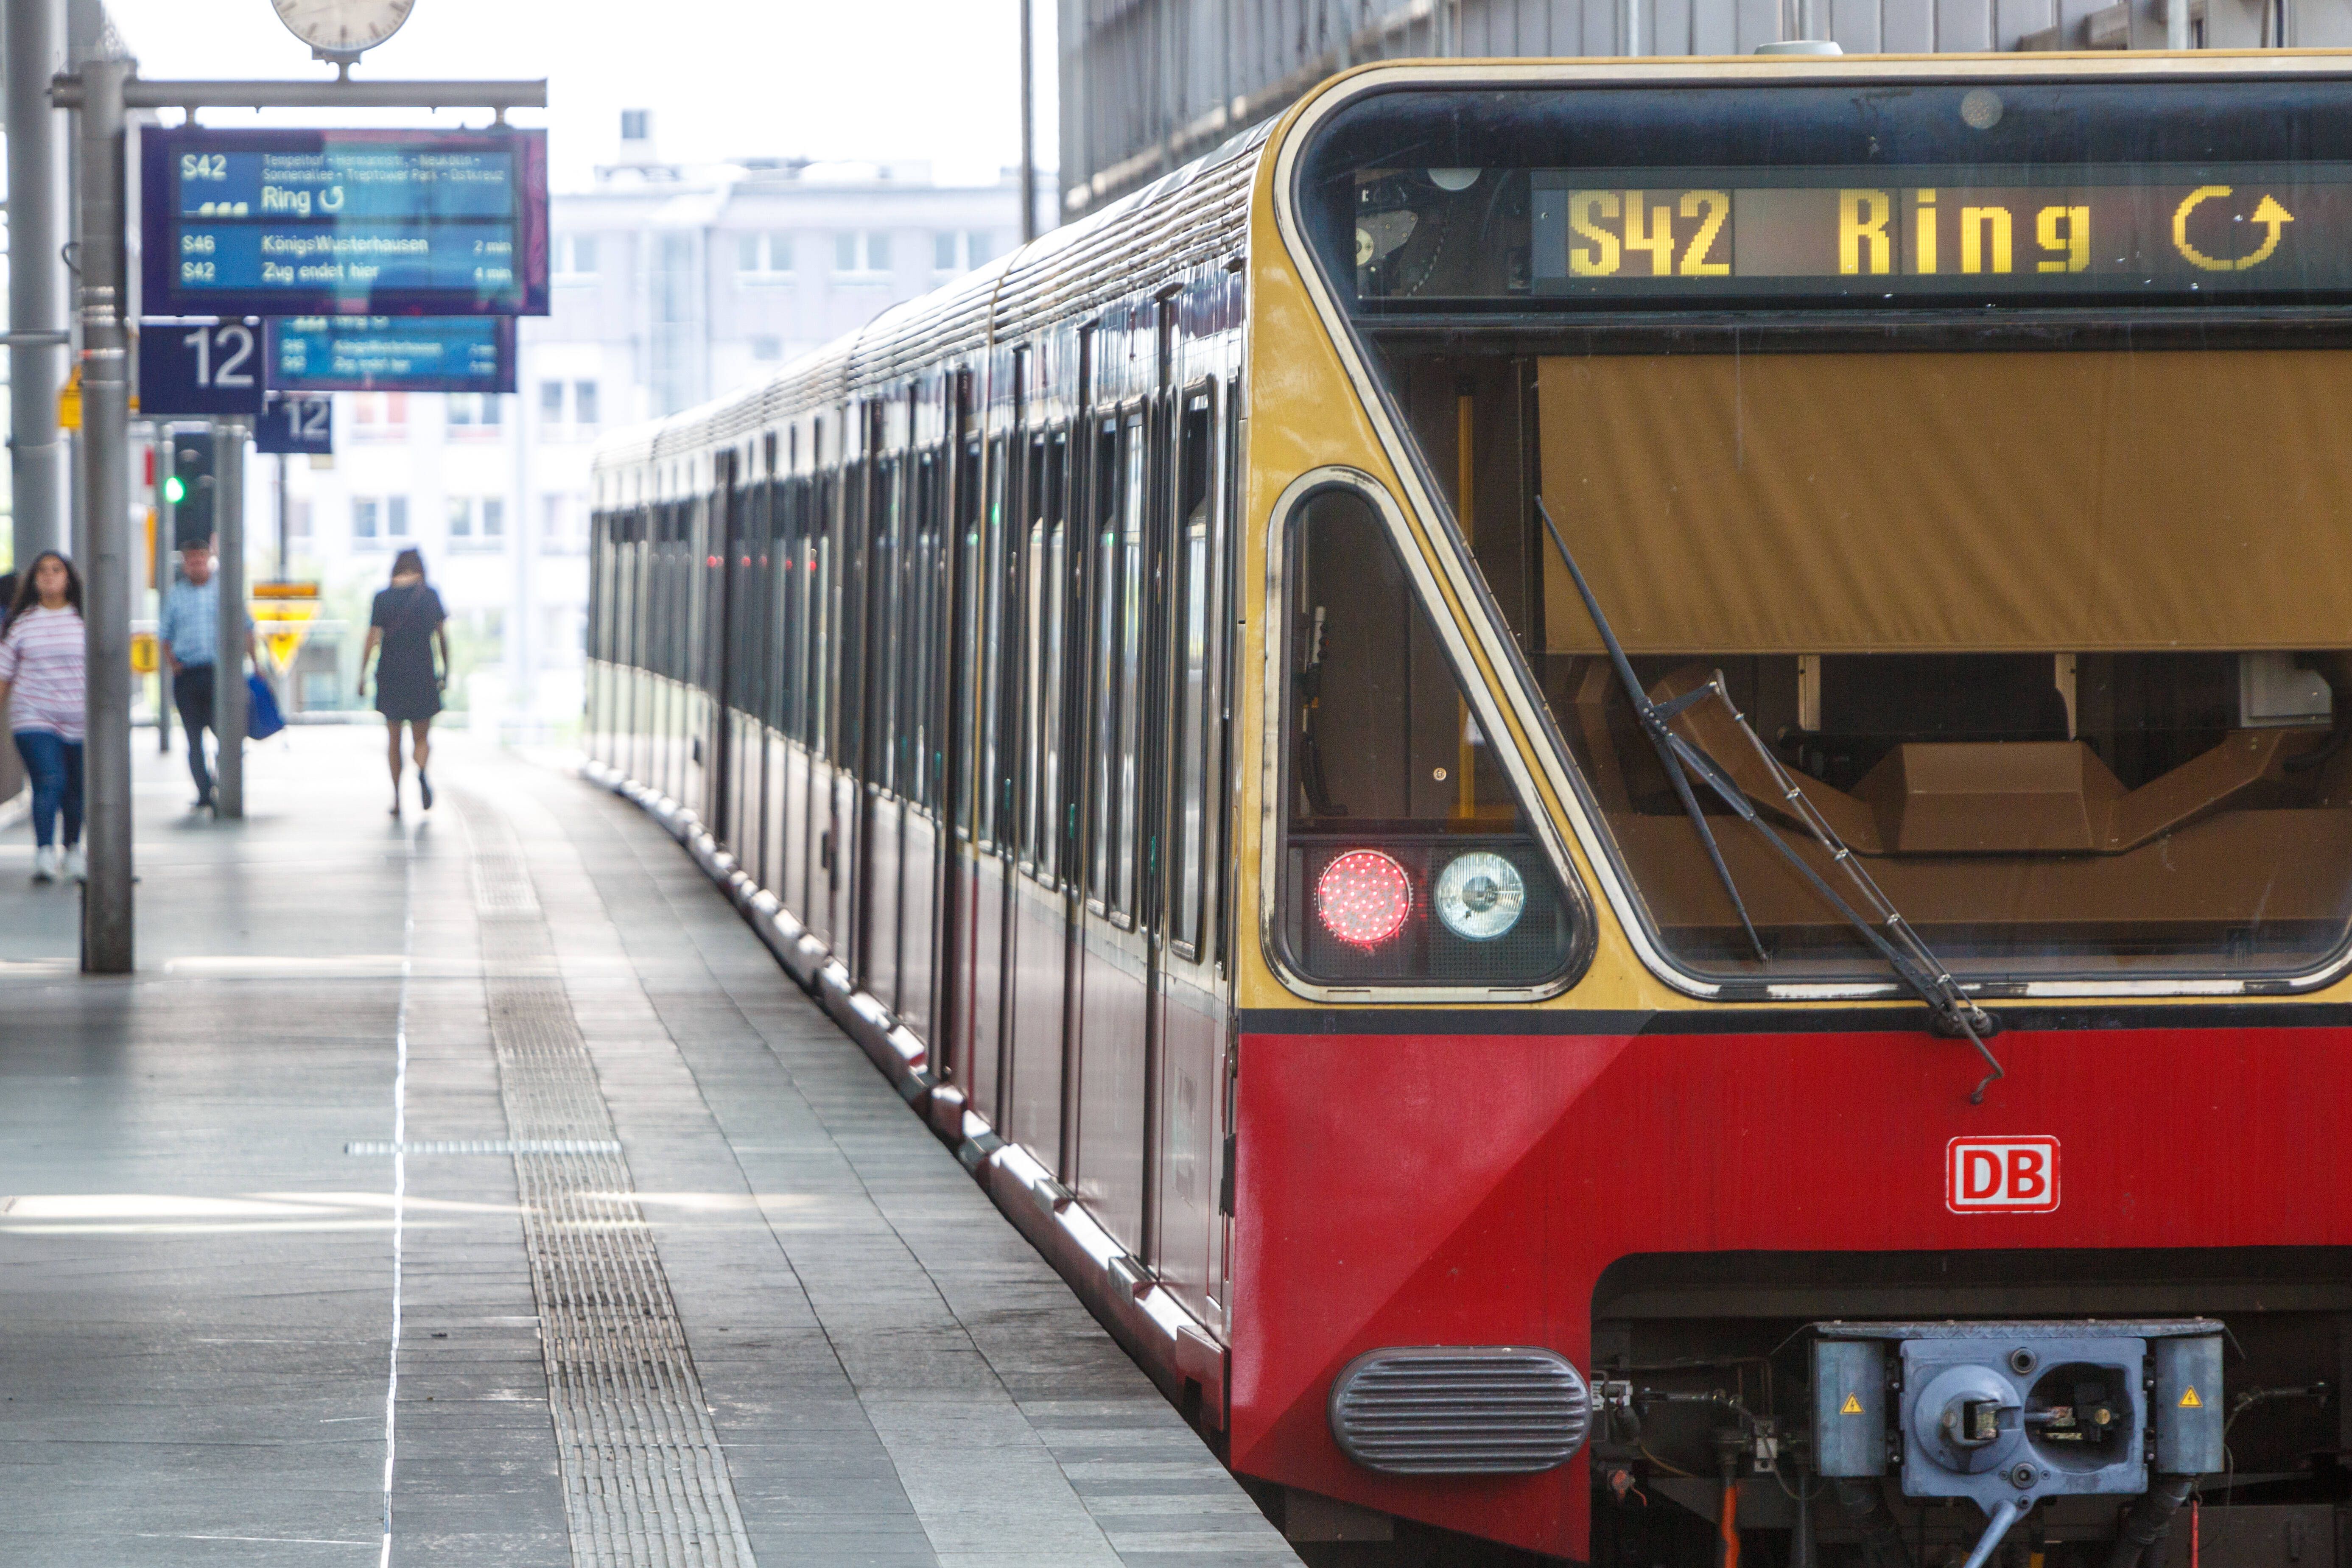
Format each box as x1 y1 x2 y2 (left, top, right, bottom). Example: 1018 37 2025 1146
0 727 1296 1566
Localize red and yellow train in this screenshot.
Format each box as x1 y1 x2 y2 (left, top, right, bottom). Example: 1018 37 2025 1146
590 50 2352 1566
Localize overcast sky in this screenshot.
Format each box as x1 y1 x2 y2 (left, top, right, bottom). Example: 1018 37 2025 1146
102 0 1055 192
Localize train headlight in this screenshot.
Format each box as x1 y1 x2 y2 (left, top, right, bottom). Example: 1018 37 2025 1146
1317 850 1413 948
1433 852 1525 941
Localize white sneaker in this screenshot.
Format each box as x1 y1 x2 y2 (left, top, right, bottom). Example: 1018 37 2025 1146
31 846 57 883
62 847 85 881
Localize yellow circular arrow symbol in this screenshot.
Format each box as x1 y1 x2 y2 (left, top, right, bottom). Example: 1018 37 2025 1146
2174 185 2296 272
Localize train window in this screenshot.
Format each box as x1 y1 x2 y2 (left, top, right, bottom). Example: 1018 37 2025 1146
838 456 870 778
874 456 904 793
1018 434 1049 872
952 434 982 839
1214 374 1240 971
910 447 941 811
1278 486 1583 989
811 473 834 760
979 436 1012 850
1086 416 1121 908
1031 430 1069 883
1111 411 1148 924
1170 388 1216 957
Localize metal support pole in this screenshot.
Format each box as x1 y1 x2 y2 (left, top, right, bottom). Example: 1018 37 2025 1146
9 0 70 569
275 453 289 581
212 418 246 820
2169 0 2192 47
72 53 132 974
154 428 171 752
1019 0 1037 244
1624 0 1641 53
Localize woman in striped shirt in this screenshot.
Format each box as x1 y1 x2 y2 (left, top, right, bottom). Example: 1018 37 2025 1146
0 551 87 883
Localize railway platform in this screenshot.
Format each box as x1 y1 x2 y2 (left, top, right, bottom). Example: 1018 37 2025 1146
0 729 1299 1566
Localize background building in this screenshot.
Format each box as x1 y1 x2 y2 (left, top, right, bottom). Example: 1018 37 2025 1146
1057 0 2352 220
277 115 1046 736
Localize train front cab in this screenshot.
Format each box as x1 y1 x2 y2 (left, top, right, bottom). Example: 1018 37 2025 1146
1228 52 2352 1568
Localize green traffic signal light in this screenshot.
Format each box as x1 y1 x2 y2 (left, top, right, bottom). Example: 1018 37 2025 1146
164 476 185 503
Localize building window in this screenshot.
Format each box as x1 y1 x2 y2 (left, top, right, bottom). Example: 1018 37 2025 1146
448 496 505 549
540 492 588 553
736 232 794 279
540 380 565 422
751 336 783 361
447 393 503 432
288 497 313 541
933 230 998 274
355 496 408 546
351 392 408 434
834 231 891 276
574 380 598 426
554 234 599 280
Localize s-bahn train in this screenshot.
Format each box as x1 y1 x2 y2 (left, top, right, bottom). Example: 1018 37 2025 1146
587 51 2352 1568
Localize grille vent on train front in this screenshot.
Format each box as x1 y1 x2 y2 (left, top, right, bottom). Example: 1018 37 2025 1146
1328 1346 1592 1475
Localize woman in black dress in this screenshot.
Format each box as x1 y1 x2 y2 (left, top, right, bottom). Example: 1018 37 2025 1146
358 548 450 815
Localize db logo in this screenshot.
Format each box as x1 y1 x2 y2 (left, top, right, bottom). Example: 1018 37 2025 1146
1946 1136 2061 1213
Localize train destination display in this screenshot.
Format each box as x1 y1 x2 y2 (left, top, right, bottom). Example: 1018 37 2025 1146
266 316 514 394
142 128 548 318
1519 165 2352 300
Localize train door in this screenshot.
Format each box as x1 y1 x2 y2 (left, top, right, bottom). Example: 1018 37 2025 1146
830 441 871 971
779 467 814 931
861 441 908 1014
1072 402 1163 1255
941 416 982 1087
1150 380 1234 1329
706 451 739 844
1007 425 1075 1168
653 499 677 802
968 428 1020 1123
896 439 944 1040
737 459 771 874
804 457 839 951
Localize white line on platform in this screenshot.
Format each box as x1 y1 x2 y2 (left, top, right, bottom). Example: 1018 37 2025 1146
378 841 414 1568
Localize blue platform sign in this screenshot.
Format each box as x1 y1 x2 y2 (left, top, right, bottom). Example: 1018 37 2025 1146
256 394 333 456
266 316 515 394
137 317 267 416
141 128 548 318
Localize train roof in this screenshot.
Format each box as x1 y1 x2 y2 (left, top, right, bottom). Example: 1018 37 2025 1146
594 118 1272 479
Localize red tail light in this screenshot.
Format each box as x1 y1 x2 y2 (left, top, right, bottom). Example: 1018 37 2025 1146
1318 849 1413 947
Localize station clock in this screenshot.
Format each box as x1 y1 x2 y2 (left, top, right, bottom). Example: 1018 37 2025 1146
270 0 417 58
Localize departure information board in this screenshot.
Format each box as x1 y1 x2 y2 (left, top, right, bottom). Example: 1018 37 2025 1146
266 316 514 393
1528 165 2351 301
141 129 548 317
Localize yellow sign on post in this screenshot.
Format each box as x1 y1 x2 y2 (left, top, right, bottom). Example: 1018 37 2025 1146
252 599 319 674
56 366 81 432
130 631 157 675
252 584 322 673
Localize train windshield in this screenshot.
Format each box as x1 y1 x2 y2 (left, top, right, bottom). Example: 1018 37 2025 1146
1294 74 2352 985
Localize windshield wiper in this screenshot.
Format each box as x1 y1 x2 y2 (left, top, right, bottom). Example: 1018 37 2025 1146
1536 499 2005 1104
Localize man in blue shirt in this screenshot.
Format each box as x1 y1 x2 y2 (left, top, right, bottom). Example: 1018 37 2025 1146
157 538 253 811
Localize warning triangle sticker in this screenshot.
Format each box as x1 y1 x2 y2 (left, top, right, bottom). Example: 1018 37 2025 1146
1840 1394 1864 1415
2179 1387 2203 1409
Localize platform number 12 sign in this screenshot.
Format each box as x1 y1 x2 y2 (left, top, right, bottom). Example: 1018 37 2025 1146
257 394 333 456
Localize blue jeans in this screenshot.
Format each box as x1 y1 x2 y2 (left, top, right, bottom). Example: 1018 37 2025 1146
13 729 83 849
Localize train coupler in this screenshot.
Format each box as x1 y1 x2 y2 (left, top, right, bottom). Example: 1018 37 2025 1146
1810 1320 2225 1568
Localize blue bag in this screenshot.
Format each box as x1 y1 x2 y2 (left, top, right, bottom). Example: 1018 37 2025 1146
246 671 286 741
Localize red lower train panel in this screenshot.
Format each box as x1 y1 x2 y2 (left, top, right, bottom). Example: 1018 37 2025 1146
1227 1023 2352 1560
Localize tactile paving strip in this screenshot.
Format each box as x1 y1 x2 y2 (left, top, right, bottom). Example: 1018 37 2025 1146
464 800 757 1568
